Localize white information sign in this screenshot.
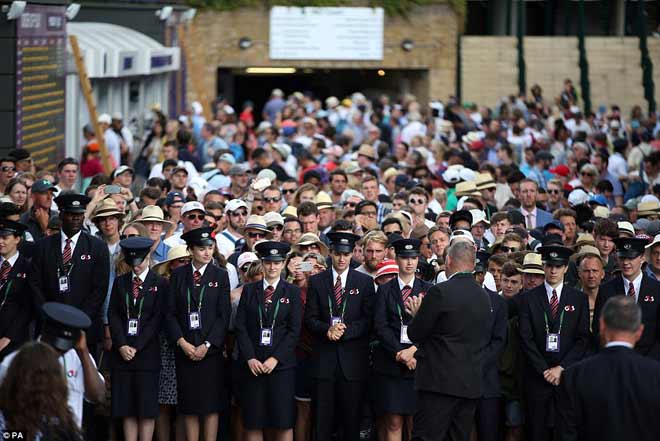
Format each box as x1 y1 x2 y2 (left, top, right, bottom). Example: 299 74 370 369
269 6 384 61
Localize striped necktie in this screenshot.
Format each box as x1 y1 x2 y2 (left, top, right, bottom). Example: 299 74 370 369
627 282 636 299
0 260 10 283
401 285 412 304
550 289 559 319
334 276 343 307
193 270 201 286
132 276 141 300
264 285 274 310
62 238 72 267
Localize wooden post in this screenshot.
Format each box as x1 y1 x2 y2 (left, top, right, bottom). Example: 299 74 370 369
68 35 113 175
177 24 213 121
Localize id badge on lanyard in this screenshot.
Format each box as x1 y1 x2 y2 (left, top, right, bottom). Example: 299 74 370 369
58 274 69 293
330 316 343 326
546 333 560 352
128 318 139 336
400 325 412 344
189 312 201 330
260 327 273 346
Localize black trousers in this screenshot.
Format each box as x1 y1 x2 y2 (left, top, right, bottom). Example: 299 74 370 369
475 397 501 441
312 375 366 441
411 391 477 441
525 393 555 441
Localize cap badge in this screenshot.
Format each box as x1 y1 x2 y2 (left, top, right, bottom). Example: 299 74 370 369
405 244 413 250
201 232 209 238
72 201 80 206
340 238 348 244
549 252 558 258
624 243 631 250
270 249 278 255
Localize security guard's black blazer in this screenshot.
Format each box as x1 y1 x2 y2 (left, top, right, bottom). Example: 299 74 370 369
481 289 508 398
0 254 33 357
166 263 231 354
108 269 168 371
592 274 660 359
234 279 302 371
557 345 660 441
373 277 431 378
29 232 110 344
408 273 492 399
519 283 590 397
304 267 375 381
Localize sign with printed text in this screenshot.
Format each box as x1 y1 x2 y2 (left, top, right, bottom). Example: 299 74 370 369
269 6 384 61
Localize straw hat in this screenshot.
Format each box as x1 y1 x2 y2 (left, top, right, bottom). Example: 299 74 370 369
91 198 123 221
637 200 660 217
152 245 191 276
474 172 496 190
293 233 329 256
572 244 605 266
356 144 377 160
617 222 635 238
518 253 545 275
574 233 597 250
315 191 334 210
244 215 271 234
455 181 481 198
282 206 298 218
137 205 173 225
383 167 403 182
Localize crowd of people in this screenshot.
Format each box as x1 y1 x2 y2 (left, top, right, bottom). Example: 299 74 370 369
1 81 660 441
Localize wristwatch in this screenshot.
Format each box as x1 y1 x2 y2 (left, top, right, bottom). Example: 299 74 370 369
204 341 211 349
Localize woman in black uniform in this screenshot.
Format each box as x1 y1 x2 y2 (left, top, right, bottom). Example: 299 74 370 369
235 241 302 441
108 236 168 441
166 226 231 441
372 238 431 441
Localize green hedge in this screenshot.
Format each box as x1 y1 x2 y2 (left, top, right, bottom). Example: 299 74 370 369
186 0 467 20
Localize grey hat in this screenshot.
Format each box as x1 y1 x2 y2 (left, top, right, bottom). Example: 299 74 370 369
647 220 660 237
229 164 249 176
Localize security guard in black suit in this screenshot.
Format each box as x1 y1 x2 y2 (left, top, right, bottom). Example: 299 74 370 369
235 241 302 439
0 219 33 362
304 232 375 441
518 245 590 441
29 193 110 348
592 237 660 359
406 240 492 441
166 226 231 441
372 238 431 441
474 253 508 441
558 296 660 441
108 237 168 439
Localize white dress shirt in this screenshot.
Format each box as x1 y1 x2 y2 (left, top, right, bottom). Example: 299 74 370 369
622 272 643 302
332 267 349 290
263 278 281 292
398 276 415 291
0 251 20 269
61 230 82 254
521 207 537 229
605 341 634 349
545 281 564 303
191 262 209 277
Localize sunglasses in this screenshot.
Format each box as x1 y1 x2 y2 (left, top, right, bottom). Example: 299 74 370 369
230 210 248 217
186 214 205 221
385 230 402 236
282 188 296 195
548 189 561 194
409 198 426 205
176 258 191 265
501 246 519 253
248 232 266 239
581 172 595 177
121 233 140 239
264 197 280 203
268 225 284 232
209 214 223 221
1 167 15 172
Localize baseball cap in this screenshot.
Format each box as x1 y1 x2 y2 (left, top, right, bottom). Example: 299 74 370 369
224 198 248 214
218 153 236 165
181 201 205 215
165 191 184 206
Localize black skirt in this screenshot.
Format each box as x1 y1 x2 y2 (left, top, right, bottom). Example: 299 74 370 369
239 367 296 430
175 350 226 415
111 370 159 418
370 373 417 416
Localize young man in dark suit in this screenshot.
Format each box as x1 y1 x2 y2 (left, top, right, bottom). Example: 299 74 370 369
29 193 111 349
405 240 492 441
0 219 33 361
558 296 660 441
592 237 660 359
304 231 375 441
518 245 590 441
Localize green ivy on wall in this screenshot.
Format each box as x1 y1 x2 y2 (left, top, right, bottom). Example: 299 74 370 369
186 0 467 22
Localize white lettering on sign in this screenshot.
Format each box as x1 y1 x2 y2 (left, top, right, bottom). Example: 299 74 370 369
20 13 41 29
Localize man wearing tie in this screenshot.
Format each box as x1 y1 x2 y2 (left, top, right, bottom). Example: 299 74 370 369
304 232 375 441
518 245 590 441
518 179 553 229
592 237 660 359
30 193 110 349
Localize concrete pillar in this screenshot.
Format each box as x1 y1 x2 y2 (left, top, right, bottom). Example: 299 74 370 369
613 0 625 36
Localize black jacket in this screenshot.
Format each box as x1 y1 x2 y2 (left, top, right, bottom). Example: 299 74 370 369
557 346 660 441
108 270 168 371
166 263 231 354
592 274 660 359
234 280 302 371
373 277 431 378
481 289 508 398
519 284 590 397
304 268 375 381
29 232 110 344
0 254 33 357
408 273 492 399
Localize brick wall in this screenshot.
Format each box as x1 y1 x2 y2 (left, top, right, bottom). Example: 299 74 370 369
187 3 458 105
461 37 517 106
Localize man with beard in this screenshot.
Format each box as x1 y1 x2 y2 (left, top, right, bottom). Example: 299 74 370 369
215 199 248 258
355 230 388 280
29 193 110 349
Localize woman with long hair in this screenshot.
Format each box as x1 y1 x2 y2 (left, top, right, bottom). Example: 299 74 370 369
5 178 28 213
0 342 82 441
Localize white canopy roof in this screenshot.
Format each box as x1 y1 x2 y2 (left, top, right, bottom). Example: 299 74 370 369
67 22 180 78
